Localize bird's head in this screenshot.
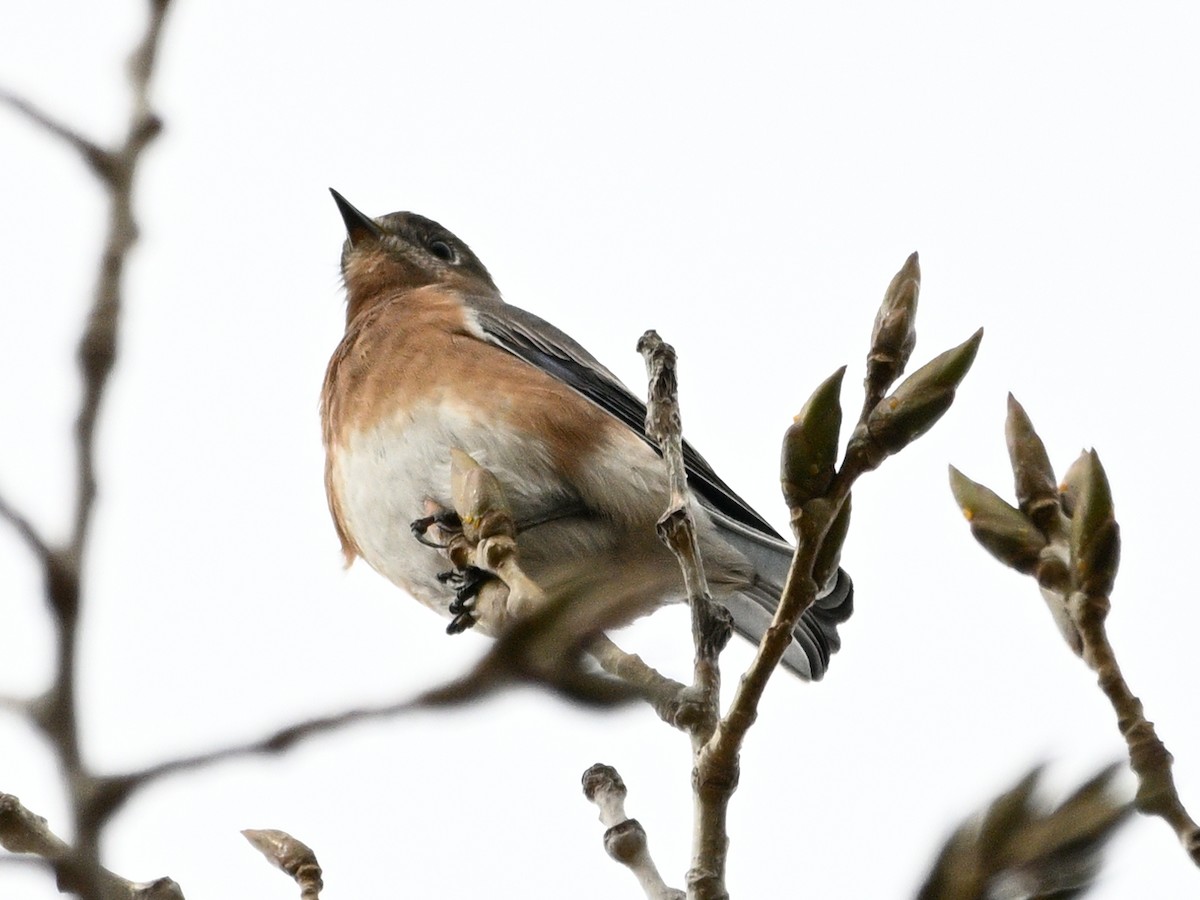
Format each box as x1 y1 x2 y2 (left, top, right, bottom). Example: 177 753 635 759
330 189 499 321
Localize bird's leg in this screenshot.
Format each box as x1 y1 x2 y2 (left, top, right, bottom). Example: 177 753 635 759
413 499 498 634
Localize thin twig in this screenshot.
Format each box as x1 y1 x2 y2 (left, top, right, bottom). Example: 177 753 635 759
638 330 740 900
582 765 684 900
0 493 52 563
110 696 419 790
2 2 174 896
0 793 185 900
955 411 1200 869
716 454 862 735
637 330 728 731
704 302 897 750
1072 594 1200 864
86 624 641 818
0 90 109 175
690 474 854 900
683 262 979 900
587 634 696 727
1065 453 1200 865
69 0 168 557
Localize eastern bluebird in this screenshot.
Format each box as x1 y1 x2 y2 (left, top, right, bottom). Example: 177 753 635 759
321 191 853 679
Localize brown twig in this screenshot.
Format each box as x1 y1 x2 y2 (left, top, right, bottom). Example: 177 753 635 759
0 793 184 900
582 765 684 900
1072 596 1200 863
0 90 109 175
716 263 969 767
0 2 173 895
587 634 697 727
0 493 52 563
637 329 730 736
952 405 1200 869
689 472 853 900
1058 455 1200 859
637 329 739 899
70 0 168 558
671 260 980 900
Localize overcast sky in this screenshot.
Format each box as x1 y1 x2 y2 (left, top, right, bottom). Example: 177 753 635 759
3 2 1199 898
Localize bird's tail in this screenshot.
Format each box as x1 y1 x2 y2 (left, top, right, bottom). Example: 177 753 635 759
709 512 853 680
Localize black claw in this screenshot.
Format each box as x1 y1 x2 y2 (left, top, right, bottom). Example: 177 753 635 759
440 566 494 634
410 510 464 549
458 566 490 599
410 515 443 547
438 565 488 596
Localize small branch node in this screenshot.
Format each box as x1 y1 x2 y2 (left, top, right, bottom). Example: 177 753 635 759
582 765 684 900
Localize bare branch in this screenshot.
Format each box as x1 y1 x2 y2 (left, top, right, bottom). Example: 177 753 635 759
582 765 684 900
638 330 742 900
952 405 1200 867
683 263 981 900
586 634 699 728
1075 602 1200 863
0 792 185 900
0 491 51 564
0 90 110 175
637 329 729 725
87 610 645 817
92 696 423 808
1 3 177 896
69 0 169 557
1068 527 1200 867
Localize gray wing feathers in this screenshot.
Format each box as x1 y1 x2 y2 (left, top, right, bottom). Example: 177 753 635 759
467 294 854 679
710 510 853 680
467 296 783 537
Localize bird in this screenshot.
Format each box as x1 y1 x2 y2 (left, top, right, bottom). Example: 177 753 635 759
320 190 854 679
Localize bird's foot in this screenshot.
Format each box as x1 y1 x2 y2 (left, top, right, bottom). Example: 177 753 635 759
438 565 493 634
410 510 463 549
446 610 476 634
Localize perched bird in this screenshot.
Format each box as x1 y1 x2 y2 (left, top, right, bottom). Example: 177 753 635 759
321 191 853 679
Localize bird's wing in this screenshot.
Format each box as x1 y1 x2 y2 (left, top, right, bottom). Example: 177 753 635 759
464 294 783 540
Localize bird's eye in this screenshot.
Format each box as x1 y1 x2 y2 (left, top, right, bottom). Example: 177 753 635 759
428 239 455 262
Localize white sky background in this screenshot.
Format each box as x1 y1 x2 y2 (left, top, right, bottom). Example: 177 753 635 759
2 2 1198 897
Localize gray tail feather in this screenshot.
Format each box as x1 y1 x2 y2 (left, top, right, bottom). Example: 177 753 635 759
710 512 854 680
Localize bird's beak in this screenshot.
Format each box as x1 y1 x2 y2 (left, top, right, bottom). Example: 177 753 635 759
329 188 383 246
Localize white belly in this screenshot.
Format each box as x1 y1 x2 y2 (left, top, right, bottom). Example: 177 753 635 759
330 400 676 615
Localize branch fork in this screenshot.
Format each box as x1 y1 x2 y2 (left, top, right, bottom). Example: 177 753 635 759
950 396 1200 866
